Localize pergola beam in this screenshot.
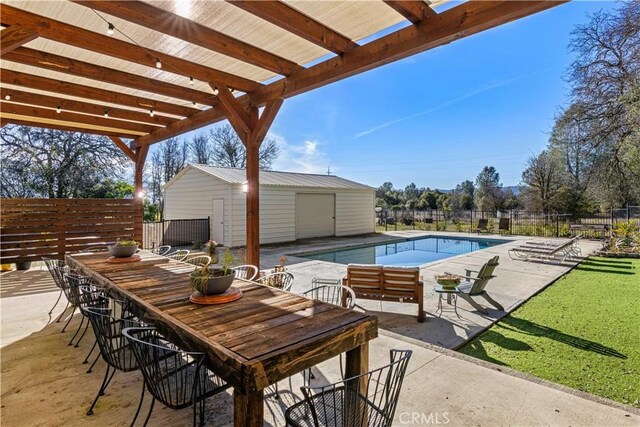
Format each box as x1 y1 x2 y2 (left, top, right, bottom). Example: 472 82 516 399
0 25 38 55
0 4 262 94
0 87 174 127
383 0 436 23
4 47 217 105
0 102 158 134
226 1 357 54
1 117 142 139
212 83 252 137
109 136 137 163
73 0 303 76
1 69 197 117
133 0 565 147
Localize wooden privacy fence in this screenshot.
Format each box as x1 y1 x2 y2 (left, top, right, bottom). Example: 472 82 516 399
0 198 140 263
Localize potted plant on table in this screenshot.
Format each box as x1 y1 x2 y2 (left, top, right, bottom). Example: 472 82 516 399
204 240 221 264
108 239 140 258
190 248 236 295
434 273 462 290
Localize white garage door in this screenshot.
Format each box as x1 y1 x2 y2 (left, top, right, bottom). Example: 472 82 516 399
296 194 335 239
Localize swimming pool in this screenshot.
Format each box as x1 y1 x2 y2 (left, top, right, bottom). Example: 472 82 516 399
302 236 509 267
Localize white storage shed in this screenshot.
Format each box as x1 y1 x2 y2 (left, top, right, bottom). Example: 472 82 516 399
163 164 375 247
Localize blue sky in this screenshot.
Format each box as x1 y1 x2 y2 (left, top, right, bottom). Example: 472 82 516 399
199 1 616 190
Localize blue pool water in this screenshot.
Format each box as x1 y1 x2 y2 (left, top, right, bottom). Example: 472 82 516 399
303 236 508 267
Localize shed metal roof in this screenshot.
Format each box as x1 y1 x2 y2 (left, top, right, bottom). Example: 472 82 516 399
177 164 374 190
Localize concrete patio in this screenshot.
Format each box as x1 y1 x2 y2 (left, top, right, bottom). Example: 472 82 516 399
1 232 638 426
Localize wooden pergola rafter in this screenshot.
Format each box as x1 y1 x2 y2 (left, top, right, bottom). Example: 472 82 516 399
0 0 567 286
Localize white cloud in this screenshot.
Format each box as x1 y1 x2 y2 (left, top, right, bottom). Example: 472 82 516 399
269 133 329 174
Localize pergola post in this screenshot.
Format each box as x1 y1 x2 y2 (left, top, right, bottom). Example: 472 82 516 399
133 145 148 244
213 83 283 268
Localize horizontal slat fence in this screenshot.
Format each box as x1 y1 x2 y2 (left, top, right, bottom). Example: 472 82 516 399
1 198 139 263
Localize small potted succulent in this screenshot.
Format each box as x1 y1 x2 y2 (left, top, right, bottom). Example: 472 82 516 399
108 239 140 258
204 240 221 264
434 273 462 290
190 248 236 295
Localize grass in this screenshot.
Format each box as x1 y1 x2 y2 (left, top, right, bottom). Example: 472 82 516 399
459 257 640 408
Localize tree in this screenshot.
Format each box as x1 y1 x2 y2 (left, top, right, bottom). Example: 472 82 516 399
190 133 210 164
450 180 475 210
521 151 565 213
0 125 127 198
474 166 503 212
145 137 188 219
209 124 279 170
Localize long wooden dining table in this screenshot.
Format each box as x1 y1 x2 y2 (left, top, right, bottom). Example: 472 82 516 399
66 251 378 426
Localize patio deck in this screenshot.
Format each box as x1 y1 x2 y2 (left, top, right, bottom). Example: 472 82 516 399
1 232 638 426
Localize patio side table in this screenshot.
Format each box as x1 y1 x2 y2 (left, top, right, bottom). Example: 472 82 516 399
433 285 460 318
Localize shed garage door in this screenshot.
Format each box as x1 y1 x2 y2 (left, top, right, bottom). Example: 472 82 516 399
296 194 335 239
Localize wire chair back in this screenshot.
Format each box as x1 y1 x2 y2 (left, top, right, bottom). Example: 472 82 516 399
233 264 259 281
151 245 172 256
84 300 141 372
285 349 413 427
185 255 212 266
166 249 190 261
259 272 294 291
303 284 357 309
63 273 92 307
42 257 66 289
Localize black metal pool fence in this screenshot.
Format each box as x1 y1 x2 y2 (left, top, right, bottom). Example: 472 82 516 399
376 206 640 239
142 218 210 249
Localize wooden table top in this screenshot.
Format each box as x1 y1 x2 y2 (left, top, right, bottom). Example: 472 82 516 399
67 251 378 393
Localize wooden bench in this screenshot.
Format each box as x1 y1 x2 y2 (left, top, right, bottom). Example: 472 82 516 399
342 264 424 322
569 223 609 239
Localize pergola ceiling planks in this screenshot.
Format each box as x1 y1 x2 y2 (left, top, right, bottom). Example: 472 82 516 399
383 0 437 23
71 0 303 76
1 115 144 138
0 88 175 127
0 69 197 117
3 47 218 105
0 25 38 55
0 4 262 93
226 0 358 54
0 102 158 134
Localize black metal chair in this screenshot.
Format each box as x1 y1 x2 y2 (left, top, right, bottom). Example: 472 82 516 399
285 349 413 427
301 283 358 387
122 327 230 427
75 282 110 371
84 299 145 421
63 273 97 347
42 257 67 319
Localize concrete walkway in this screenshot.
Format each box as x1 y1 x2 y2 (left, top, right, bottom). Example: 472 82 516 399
1 234 638 426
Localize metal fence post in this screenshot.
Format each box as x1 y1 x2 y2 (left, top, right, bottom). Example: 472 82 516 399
394 210 398 231
555 213 559 237
207 216 211 242
627 203 631 222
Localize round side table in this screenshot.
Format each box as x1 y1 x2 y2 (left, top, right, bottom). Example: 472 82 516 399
433 285 460 318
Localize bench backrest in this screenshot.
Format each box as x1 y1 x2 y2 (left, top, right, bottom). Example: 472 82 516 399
345 264 420 300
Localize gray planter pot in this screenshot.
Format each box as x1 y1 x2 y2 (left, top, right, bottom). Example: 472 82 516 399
191 269 236 295
15 261 32 271
108 245 139 258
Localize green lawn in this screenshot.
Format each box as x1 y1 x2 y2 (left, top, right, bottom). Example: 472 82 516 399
459 257 640 408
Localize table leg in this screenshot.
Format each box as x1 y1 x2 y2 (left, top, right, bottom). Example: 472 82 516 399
234 387 263 427
344 343 369 425
446 293 452 304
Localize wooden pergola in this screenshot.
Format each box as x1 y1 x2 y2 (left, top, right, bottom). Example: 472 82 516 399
0 0 566 266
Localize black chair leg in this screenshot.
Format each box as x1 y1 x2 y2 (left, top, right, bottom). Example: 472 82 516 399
87 365 110 415
83 339 97 364
74 318 91 347
100 369 117 395
61 306 77 333
130 383 146 427
142 397 155 427
86 353 100 374
48 289 63 315
55 301 70 323
68 316 85 346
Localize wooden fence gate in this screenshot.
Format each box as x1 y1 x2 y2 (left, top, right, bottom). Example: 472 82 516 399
0 198 140 263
